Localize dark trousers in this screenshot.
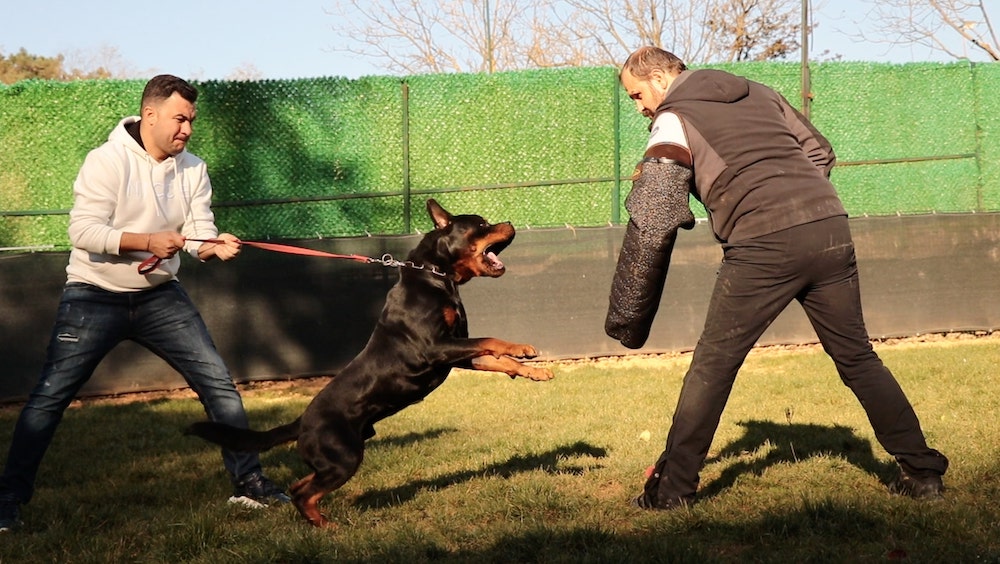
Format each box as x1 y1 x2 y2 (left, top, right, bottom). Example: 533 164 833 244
0 281 262 504
652 216 948 502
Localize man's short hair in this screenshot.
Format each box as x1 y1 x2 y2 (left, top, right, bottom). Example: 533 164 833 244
140 74 197 113
621 47 688 81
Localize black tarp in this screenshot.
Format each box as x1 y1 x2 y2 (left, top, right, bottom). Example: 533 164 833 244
1 213 997 401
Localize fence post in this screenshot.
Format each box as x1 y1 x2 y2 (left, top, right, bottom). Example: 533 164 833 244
800 0 811 118
402 80 412 233
971 62 985 212
612 68 622 225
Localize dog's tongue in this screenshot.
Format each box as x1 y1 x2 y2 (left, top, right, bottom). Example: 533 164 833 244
486 251 504 269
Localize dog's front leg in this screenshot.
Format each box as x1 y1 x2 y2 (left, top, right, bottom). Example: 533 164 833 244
470 354 553 381
430 337 553 380
466 337 540 359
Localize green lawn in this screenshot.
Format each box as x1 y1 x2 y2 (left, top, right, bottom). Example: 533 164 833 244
0 335 997 563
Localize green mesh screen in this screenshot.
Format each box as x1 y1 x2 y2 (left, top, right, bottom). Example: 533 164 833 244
190 77 406 238
404 68 622 229
974 63 1000 209
810 63 982 215
0 79 140 249
2 62 998 251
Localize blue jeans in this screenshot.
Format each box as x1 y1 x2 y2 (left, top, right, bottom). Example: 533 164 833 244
0 281 261 504
648 216 948 503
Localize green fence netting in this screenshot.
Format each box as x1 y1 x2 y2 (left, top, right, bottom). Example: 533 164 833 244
1 62 997 250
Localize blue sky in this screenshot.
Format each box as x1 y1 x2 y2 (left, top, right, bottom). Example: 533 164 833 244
0 1 965 81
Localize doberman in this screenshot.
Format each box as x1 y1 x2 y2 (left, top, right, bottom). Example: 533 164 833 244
186 198 553 527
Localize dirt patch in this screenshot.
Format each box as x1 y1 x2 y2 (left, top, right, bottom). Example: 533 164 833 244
5 330 996 411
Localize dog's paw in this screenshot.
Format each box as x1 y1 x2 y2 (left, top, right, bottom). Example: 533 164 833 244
506 343 539 358
522 366 554 381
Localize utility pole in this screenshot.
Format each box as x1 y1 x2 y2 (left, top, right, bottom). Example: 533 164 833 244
485 0 494 73
800 0 811 118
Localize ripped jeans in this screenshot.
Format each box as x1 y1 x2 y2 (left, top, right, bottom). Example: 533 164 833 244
0 281 261 504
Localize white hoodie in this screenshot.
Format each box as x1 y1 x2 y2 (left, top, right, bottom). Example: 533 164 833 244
66 116 220 292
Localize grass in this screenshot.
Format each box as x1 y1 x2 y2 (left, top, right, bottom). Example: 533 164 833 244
0 335 998 563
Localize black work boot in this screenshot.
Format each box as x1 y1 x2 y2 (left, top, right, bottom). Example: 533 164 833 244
631 462 694 510
889 469 944 500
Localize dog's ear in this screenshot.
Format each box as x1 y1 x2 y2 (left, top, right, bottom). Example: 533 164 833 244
427 199 452 230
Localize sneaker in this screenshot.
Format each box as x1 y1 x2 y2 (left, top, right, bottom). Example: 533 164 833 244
889 470 944 500
0 502 22 533
228 471 291 508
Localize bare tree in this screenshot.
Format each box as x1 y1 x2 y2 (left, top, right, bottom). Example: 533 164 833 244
855 0 998 61
327 0 535 74
62 45 146 79
227 63 265 82
539 0 805 66
326 0 811 74
524 0 718 67
707 0 802 61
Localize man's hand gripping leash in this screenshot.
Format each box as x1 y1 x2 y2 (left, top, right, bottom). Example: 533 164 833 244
137 237 230 274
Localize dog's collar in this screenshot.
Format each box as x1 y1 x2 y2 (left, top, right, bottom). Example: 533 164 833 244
377 254 447 277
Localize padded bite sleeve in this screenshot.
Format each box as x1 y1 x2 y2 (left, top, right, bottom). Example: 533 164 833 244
605 160 695 349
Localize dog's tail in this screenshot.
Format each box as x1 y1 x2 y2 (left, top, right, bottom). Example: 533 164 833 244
184 417 301 453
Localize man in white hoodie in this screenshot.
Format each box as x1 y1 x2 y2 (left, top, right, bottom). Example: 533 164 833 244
0 75 288 533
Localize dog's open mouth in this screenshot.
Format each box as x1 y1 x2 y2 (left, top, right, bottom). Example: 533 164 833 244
483 238 511 273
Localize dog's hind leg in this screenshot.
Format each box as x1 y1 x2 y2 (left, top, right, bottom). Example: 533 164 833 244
290 459 362 528
289 473 330 527
291 432 364 527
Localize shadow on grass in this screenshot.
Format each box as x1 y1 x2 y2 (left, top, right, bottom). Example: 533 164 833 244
179 405 611 514
366 427 461 450
6 400 998 562
699 419 899 499
355 441 608 510
177 400 609 514
437 501 965 563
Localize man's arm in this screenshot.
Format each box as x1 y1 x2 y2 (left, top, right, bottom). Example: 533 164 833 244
69 148 191 261
67 150 126 255
179 160 240 262
780 95 837 178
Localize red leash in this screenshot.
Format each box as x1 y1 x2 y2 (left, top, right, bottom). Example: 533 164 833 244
137 238 443 276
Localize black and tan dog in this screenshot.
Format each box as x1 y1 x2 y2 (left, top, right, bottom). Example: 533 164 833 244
186 199 553 527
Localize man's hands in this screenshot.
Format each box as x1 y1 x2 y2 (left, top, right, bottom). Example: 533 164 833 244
148 231 185 259
122 231 241 262
196 232 241 262
121 230 185 259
